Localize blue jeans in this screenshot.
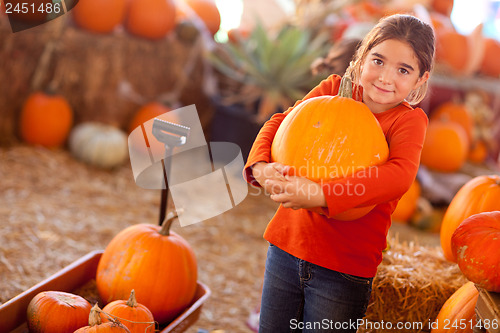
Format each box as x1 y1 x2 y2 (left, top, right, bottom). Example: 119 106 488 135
259 244 373 333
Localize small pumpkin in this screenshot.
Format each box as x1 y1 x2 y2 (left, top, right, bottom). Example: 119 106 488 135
126 0 177 39
69 122 128 169
480 38 500 78
72 0 127 34
435 30 468 73
392 179 420 223
271 76 389 220
420 120 469 173
431 281 478 333
430 101 474 144
26 291 92 333
19 91 73 148
184 0 221 36
101 290 155 333
467 139 488 164
75 304 129 332
440 175 500 262
452 211 500 293
96 213 198 324
128 102 180 157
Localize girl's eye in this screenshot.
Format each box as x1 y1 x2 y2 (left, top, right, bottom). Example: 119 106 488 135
399 68 409 75
373 59 383 66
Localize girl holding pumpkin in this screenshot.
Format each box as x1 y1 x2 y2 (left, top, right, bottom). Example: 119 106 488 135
244 14 435 332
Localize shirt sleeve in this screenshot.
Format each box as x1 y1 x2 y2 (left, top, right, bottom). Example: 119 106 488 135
243 74 342 186
320 108 429 217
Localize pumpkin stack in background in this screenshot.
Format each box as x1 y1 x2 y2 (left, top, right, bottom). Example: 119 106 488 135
0 0 221 147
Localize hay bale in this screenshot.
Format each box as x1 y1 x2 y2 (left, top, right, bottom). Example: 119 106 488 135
359 235 468 333
0 16 214 146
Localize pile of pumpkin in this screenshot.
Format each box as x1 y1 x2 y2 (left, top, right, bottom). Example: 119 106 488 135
391 91 497 228
3 0 221 41
324 0 500 79
431 175 500 332
25 212 198 332
19 90 179 169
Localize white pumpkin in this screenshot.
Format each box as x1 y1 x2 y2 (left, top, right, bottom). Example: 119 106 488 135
69 122 128 169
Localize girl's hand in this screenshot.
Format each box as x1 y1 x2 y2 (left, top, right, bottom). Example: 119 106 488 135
266 175 327 210
251 162 291 195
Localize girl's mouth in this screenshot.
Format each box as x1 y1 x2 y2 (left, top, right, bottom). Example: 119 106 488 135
374 85 392 93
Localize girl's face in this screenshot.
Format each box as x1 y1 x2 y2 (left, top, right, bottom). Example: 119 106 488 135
359 39 429 114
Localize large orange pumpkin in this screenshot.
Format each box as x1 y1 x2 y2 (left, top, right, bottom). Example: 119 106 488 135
271 76 389 220
420 120 468 173
184 0 221 36
19 91 73 148
435 30 468 73
452 211 500 293
26 291 92 333
431 281 478 333
75 304 129 333
126 0 177 39
480 38 500 78
392 179 420 223
430 101 474 144
96 213 197 324
102 290 155 333
440 175 500 262
72 0 126 34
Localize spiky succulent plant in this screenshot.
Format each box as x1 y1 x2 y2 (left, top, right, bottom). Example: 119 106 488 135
208 22 329 123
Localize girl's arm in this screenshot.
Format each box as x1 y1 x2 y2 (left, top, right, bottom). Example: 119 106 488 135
243 74 341 187
319 108 428 217
267 108 428 216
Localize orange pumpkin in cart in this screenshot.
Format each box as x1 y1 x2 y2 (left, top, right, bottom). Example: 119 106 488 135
271 76 389 220
26 291 91 333
96 213 197 324
75 304 129 332
101 290 155 333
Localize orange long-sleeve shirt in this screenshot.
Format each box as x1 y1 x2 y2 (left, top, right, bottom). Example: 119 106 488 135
244 74 428 277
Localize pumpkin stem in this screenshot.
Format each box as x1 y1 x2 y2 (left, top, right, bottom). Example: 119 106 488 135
89 304 102 326
159 211 179 236
338 75 353 99
126 290 138 308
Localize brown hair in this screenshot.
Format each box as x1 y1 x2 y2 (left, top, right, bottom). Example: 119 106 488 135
345 14 435 105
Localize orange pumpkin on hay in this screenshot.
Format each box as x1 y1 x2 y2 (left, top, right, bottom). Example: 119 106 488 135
73 0 127 34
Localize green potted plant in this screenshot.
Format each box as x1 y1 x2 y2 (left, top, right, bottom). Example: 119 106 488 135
208 21 330 159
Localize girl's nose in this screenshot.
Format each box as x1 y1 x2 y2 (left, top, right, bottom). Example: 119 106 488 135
378 70 393 84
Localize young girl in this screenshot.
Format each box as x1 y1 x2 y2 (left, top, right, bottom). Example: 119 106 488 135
244 14 435 332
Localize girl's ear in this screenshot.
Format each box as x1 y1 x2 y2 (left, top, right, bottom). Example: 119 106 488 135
414 71 430 89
